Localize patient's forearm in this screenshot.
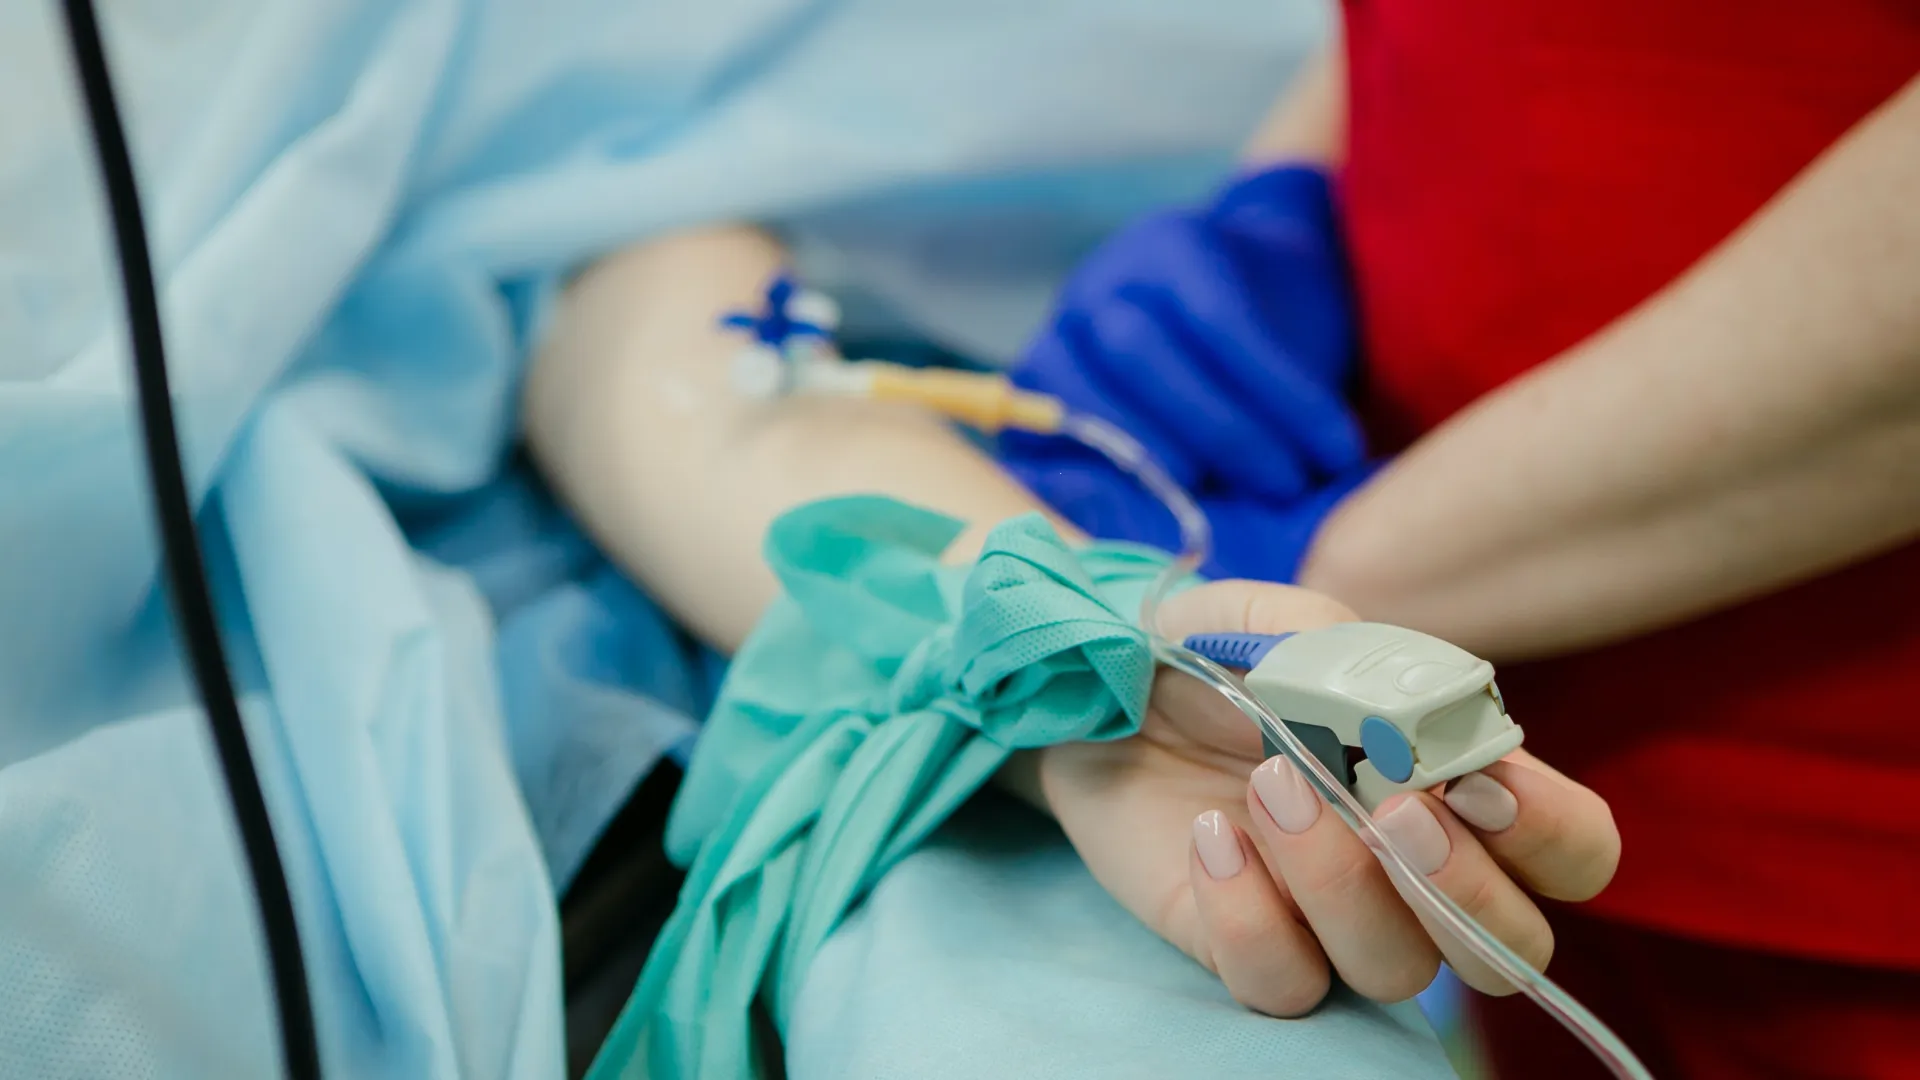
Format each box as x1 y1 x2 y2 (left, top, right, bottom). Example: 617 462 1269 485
1299 78 1920 660
523 224 1057 652
522 36 1347 655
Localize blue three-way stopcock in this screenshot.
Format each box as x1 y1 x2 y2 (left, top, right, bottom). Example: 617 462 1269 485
719 272 834 351
1183 624 1524 809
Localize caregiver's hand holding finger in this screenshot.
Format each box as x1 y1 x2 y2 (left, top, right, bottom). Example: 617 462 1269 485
1033 578 1620 1017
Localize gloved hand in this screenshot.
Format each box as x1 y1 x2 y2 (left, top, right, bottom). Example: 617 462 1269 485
1201 463 1379 582
1000 163 1366 509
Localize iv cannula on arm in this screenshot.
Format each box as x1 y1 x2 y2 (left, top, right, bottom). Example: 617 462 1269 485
722 273 1656 1080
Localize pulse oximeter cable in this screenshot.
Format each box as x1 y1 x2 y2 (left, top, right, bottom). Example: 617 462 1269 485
1102 411 1656 1080
57 3 323 1078
1069 410 1650 1077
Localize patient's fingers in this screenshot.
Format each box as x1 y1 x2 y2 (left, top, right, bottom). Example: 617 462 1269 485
1444 751 1621 902
1149 579 1357 643
1188 811 1331 1017
1373 791 1556 996
1244 757 1440 1002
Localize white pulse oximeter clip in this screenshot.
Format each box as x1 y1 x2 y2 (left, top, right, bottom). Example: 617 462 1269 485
1185 624 1524 809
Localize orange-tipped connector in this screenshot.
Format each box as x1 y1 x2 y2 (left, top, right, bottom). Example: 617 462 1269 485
865 366 1065 435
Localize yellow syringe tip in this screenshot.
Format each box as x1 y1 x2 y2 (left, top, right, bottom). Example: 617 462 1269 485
867 366 1064 435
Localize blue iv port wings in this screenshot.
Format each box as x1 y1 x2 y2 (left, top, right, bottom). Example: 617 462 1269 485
719 271 832 349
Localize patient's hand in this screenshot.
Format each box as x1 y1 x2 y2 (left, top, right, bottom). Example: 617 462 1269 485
1033 580 1620 1015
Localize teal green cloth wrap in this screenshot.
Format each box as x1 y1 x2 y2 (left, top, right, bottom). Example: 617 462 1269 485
586 495 1180 1080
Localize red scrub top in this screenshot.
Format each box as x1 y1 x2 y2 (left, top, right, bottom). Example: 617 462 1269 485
1338 0 1920 967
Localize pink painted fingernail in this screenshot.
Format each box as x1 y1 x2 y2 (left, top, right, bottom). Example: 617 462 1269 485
1377 798 1451 875
1445 772 1518 832
1252 756 1320 834
1192 810 1245 880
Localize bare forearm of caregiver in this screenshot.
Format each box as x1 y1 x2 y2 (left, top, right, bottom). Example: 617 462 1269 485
1299 76 1920 662
1243 41 1343 166
522 224 1066 653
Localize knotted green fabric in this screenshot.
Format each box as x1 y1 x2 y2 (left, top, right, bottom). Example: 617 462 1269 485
586 495 1181 1080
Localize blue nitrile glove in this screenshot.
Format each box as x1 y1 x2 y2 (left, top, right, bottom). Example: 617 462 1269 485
1000 163 1365 505
1002 454 1381 584
1201 462 1381 582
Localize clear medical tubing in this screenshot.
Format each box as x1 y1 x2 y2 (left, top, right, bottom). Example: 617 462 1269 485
1057 411 1656 1080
